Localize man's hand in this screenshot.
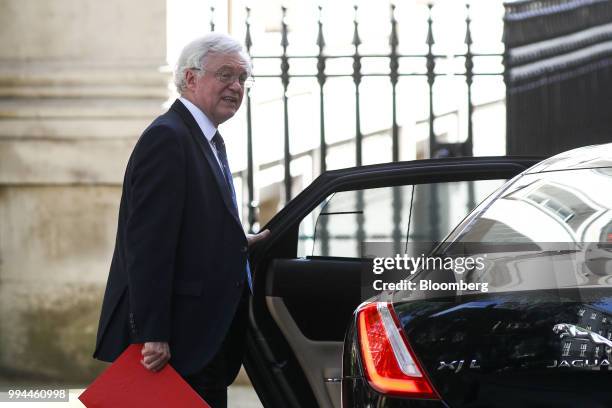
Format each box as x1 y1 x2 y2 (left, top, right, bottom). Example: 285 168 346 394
141 341 171 372
247 229 270 248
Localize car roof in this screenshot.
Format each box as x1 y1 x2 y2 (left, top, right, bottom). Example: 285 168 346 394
525 142 612 174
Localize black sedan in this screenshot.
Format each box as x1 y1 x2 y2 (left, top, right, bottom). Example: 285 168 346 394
244 145 612 407
342 144 612 407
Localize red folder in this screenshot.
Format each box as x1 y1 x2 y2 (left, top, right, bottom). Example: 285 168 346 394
79 344 209 408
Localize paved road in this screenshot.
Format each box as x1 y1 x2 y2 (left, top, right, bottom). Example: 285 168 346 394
0 385 263 407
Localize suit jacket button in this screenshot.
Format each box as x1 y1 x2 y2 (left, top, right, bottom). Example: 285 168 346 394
235 281 241 288
241 246 248 253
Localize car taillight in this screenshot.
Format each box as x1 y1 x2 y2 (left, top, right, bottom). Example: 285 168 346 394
357 302 439 399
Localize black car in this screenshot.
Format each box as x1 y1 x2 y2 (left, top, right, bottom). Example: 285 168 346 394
244 154 548 407
341 144 612 407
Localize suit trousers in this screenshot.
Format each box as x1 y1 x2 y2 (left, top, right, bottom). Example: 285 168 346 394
184 287 250 408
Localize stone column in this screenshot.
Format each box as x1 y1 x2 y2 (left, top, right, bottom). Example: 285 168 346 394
0 0 169 383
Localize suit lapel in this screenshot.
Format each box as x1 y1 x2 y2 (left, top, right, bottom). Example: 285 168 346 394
170 100 243 228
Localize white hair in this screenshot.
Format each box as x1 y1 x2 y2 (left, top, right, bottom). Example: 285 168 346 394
174 33 252 94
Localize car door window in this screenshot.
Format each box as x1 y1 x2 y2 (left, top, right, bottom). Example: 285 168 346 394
299 179 506 259
312 185 413 258
409 179 506 243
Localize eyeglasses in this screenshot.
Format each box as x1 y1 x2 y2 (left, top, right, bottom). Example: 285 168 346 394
191 67 254 88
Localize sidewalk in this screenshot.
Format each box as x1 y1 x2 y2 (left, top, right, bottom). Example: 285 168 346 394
0 385 262 407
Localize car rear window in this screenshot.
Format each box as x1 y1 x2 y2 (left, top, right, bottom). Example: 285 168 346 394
413 167 612 296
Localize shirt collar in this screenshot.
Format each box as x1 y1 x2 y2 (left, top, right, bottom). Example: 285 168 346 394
178 97 217 142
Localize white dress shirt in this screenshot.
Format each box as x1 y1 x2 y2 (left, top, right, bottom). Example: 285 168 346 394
178 97 223 170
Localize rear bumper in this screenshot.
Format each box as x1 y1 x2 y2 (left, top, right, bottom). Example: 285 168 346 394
342 377 447 408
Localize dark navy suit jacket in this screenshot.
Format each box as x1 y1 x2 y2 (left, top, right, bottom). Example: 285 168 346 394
93 99 249 378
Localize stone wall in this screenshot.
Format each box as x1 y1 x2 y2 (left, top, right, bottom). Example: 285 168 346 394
0 0 169 384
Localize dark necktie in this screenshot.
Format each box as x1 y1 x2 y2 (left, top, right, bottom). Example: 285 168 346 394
211 131 253 291
211 131 238 215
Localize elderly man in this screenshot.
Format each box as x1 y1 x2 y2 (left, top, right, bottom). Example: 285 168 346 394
93 33 269 407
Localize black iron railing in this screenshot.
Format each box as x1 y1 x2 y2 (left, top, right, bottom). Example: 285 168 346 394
210 4 505 232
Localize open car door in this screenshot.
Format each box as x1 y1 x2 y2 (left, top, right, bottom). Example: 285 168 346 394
244 157 542 408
